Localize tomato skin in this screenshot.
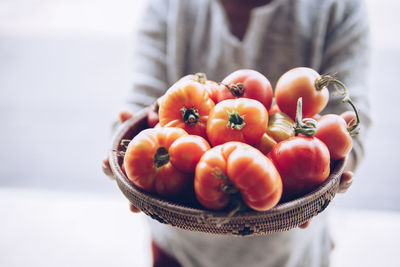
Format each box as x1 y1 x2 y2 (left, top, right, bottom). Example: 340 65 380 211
159 80 215 138
217 69 273 110
178 73 223 103
147 103 160 128
123 127 194 197
195 142 282 211
268 102 281 115
275 67 329 120
169 135 211 173
254 112 295 155
315 114 352 160
269 136 330 201
206 98 269 146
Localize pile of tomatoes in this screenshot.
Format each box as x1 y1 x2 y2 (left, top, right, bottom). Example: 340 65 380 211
122 68 360 213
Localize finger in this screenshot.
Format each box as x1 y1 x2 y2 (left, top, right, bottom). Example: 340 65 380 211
338 171 353 193
119 111 134 123
129 203 141 213
102 157 115 179
298 220 311 229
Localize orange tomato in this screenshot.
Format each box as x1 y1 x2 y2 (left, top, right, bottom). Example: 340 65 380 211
194 142 282 211
159 80 215 138
124 127 209 197
169 134 211 173
206 98 268 146
177 72 223 103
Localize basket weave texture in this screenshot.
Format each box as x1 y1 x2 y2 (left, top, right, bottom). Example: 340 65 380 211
109 107 345 236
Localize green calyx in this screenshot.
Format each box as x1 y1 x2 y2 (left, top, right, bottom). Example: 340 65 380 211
294 97 318 136
181 106 200 125
194 72 207 84
211 167 240 195
153 147 170 168
315 74 361 136
226 110 246 130
228 83 245 97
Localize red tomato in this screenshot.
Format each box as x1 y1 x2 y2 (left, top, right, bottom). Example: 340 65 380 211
217 69 273 110
269 136 331 201
275 67 329 120
315 114 352 160
206 98 269 146
195 142 282 211
147 102 160 128
159 80 215 138
124 127 208 197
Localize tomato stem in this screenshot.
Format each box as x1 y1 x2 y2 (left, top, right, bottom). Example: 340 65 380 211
194 72 207 84
211 167 247 225
317 75 361 135
220 82 245 97
294 97 318 136
181 106 200 125
153 147 170 168
226 110 246 130
212 167 240 195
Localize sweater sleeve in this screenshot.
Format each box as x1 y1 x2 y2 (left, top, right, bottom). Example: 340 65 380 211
320 0 372 169
126 0 169 112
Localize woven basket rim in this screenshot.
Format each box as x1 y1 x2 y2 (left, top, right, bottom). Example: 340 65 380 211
109 107 346 221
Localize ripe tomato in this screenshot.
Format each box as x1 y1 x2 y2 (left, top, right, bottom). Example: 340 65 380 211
275 67 329 120
124 127 208 197
147 101 160 128
206 98 269 146
315 114 352 160
178 72 223 103
169 134 211 173
194 142 282 211
159 80 215 138
216 69 273 110
269 136 330 201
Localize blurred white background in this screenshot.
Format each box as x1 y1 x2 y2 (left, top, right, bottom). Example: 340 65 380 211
1 0 400 266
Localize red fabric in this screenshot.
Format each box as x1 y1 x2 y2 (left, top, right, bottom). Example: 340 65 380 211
151 240 182 267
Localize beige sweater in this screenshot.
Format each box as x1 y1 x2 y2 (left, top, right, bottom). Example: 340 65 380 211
127 0 371 266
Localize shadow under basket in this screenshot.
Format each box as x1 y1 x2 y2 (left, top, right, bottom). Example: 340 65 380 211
109 107 346 236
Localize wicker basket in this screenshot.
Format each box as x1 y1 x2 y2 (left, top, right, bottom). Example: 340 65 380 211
109 107 346 236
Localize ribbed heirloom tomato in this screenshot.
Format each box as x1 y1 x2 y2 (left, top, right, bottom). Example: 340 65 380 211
159 80 215 138
123 127 209 197
206 98 268 146
216 69 273 110
177 72 223 103
194 142 282 211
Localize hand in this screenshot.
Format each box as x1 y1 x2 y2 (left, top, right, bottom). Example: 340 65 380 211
102 110 140 213
102 110 133 179
102 110 141 214
299 137 355 229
